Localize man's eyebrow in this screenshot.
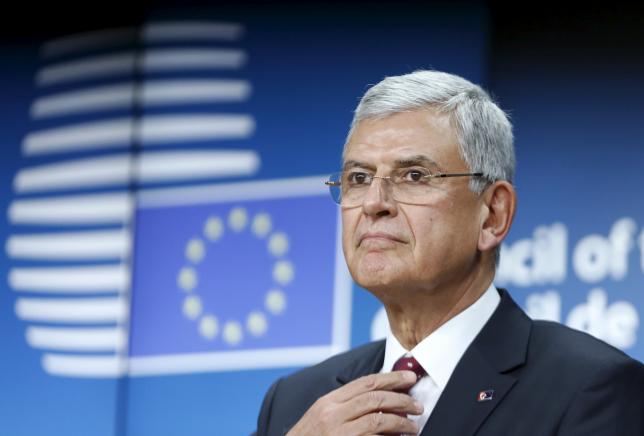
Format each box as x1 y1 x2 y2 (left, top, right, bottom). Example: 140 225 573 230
342 156 440 171
342 160 373 171
394 155 439 167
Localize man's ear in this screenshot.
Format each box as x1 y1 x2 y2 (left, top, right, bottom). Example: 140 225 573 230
478 181 516 252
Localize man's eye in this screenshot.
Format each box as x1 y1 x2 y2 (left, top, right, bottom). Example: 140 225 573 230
346 172 370 185
402 169 429 182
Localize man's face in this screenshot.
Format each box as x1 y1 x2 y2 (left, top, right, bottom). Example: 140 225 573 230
341 110 485 299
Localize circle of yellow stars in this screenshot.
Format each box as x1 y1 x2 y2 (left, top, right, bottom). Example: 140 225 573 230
177 207 292 346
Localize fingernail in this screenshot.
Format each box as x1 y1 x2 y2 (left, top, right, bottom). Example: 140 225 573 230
405 371 417 382
414 401 424 413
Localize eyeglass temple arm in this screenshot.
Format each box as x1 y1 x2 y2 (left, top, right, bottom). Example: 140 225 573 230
433 172 484 178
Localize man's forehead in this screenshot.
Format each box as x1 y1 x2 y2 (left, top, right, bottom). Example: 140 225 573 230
342 110 460 167
342 138 457 170
348 110 453 139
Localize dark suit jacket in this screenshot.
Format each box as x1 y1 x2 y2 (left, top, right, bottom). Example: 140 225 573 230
256 290 644 435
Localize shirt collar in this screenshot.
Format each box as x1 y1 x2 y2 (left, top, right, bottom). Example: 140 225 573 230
381 283 501 390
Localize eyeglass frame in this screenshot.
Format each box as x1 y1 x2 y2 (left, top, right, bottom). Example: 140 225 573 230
324 169 485 205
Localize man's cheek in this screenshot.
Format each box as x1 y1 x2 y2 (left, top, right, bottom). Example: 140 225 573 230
341 230 354 262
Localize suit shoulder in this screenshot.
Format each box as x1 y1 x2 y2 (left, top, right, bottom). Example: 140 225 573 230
511 320 643 412
529 320 640 370
279 340 385 389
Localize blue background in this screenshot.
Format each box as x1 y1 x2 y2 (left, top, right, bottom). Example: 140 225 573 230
1 3 642 436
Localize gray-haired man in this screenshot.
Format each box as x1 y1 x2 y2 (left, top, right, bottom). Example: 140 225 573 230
255 70 644 436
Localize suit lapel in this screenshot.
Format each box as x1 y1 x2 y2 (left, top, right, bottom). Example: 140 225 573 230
421 290 532 436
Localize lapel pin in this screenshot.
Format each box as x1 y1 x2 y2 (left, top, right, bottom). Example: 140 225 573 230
477 389 494 402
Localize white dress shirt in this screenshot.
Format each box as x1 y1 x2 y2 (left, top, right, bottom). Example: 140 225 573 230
380 283 501 434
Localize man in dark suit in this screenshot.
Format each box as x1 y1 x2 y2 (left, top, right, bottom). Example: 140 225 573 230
255 70 644 436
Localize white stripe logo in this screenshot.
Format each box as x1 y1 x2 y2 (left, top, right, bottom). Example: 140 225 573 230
8 20 259 379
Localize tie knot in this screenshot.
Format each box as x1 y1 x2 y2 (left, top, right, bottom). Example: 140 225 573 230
392 355 426 380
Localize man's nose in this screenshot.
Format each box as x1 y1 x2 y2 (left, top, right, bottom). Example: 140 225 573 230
361 177 398 217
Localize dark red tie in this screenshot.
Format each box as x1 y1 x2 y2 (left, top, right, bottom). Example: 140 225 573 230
391 354 426 431
392 354 427 386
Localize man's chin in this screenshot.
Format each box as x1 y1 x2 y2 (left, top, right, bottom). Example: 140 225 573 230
351 258 403 290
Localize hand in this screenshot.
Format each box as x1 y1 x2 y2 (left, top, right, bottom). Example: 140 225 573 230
286 370 424 436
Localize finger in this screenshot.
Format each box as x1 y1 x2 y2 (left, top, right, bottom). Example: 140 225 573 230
330 371 418 403
345 411 419 436
342 390 423 421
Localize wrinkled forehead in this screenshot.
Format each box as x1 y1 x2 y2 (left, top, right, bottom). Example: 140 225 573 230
342 111 462 170
343 108 456 149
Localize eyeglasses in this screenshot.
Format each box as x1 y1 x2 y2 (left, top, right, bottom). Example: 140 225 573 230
325 168 484 206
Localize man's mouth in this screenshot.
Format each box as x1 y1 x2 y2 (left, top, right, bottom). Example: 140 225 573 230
358 232 405 247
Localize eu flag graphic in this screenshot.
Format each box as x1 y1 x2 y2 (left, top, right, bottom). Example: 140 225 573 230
128 177 352 374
